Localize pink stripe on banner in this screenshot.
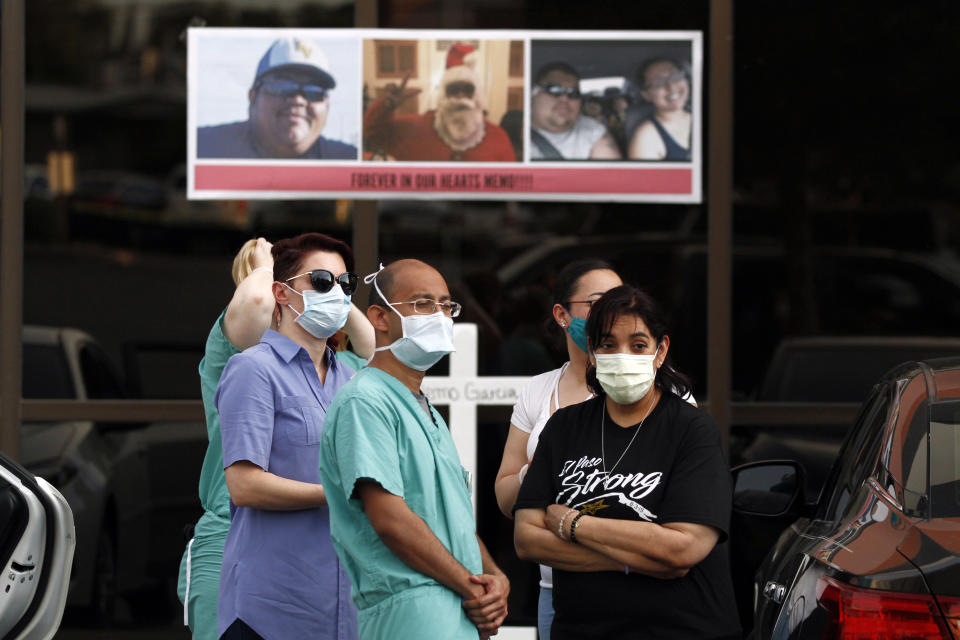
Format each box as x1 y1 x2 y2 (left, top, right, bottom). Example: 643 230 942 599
194 165 692 196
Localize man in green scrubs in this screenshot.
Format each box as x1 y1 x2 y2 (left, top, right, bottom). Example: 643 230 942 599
320 259 509 640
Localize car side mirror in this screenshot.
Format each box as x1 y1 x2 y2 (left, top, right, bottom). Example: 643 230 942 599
732 460 806 517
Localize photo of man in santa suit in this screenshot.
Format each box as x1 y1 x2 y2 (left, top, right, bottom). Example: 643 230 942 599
363 43 517 162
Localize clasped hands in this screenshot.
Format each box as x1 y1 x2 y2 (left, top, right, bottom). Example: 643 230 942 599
462 572 509 639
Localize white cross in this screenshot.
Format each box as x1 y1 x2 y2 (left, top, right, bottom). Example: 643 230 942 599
421 323 536 640
421 323 529 506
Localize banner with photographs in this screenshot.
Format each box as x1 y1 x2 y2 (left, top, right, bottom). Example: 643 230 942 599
188 28 702 202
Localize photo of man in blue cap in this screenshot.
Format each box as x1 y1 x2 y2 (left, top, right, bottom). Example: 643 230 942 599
197 36 358 159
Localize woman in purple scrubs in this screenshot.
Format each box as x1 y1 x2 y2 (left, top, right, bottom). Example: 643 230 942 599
215 233 361 640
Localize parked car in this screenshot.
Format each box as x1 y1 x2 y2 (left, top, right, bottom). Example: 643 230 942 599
732 357 960 638
732 335 960 497
728 337 960 632
0 451 75 639
70 171 168 215
19 326 206 622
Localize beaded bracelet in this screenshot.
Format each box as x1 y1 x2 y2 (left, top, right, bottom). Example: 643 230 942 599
569 512 585 544
557 508 576 540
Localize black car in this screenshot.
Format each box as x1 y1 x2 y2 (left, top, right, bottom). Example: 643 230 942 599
733 357 960 638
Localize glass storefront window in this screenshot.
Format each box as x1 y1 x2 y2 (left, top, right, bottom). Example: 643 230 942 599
17 0 960 634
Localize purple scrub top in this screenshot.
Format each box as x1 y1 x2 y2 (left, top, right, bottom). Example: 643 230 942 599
215 329 357 640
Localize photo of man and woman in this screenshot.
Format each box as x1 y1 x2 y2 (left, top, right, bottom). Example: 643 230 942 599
529 39 695 162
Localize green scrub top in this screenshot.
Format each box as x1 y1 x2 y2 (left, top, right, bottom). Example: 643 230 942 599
319 367 481 640
334 348 366 372
196 311 241 529
195 313 364 529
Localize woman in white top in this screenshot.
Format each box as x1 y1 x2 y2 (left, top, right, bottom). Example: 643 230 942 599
494 259 622 639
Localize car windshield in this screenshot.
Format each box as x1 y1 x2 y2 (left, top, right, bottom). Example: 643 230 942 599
23 343 75 399
929 400 960 518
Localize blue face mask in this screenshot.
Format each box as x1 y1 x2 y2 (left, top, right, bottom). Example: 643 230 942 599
566 316 589 353
283 283 351 339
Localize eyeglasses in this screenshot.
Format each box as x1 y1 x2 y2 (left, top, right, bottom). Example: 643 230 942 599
389 299 462 317
566 299 598 307
536 84 582 100
644 71 688 91
285 270 359 296
258 79 329 102
445 82 475 99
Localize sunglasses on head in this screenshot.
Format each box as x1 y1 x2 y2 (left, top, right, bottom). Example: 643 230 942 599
258 79 329 102
537 84 581 100
285 269 359 296
445 82 476 99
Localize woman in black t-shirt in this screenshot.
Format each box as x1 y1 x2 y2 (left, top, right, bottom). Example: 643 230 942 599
514 285 741 640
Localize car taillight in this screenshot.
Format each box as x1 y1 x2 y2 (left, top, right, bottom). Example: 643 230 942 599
818 576 953 639
939 597 960 638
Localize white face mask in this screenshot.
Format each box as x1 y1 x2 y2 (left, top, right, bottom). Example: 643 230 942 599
366 266 456 371
594 347 660 405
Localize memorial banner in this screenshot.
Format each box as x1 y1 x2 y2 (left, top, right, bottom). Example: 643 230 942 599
188 28 702 202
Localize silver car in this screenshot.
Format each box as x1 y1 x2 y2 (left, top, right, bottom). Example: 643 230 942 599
19 326 206 623
0 450 75 639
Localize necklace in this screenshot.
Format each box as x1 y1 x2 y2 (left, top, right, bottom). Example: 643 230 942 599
600 394 657 477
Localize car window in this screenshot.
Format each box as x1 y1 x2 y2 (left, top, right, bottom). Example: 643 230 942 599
79 343 127 400
760 344 960 403
22 344 75 399
896 403 929 515
818 256 960 334
120 183 166 209
123 343 203 399
820 386 891 521
929 400 960 518
875 375 930 516
73 177 115 200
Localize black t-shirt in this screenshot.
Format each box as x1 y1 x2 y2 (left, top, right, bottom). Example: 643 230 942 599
514 392 742 640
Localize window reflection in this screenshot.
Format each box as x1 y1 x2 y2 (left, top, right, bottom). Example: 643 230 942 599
24 1 358 394
17 1 960 633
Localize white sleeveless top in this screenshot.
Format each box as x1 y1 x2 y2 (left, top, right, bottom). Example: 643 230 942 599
511 362 592 588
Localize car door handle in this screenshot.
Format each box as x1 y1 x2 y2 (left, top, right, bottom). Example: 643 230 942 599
763 580 786 604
